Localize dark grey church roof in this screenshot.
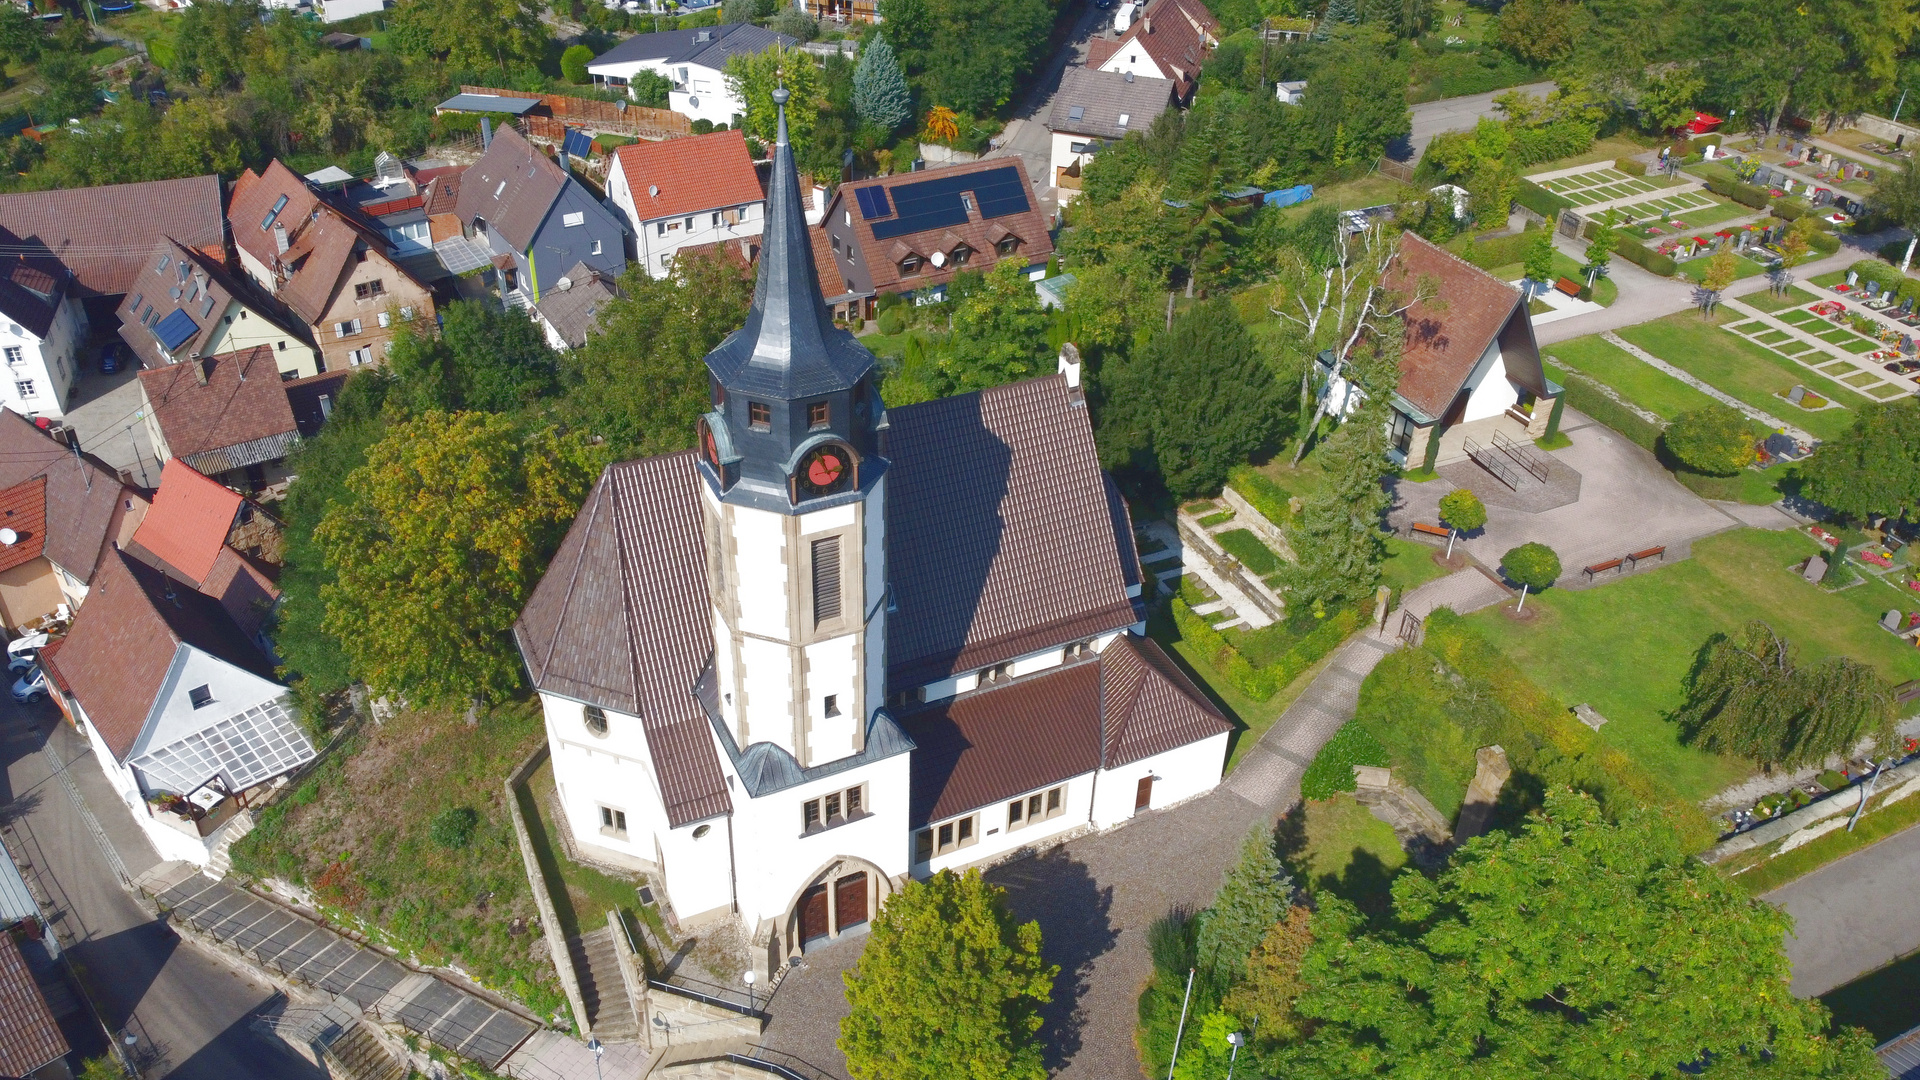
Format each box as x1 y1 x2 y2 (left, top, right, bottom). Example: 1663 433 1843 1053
588 23 793 71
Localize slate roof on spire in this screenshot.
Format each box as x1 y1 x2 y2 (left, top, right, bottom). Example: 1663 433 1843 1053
702 88 873 400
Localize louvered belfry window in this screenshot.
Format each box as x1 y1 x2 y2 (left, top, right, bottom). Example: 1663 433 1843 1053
813 537 842 623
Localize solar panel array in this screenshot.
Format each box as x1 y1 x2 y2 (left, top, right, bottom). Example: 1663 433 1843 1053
868 166 1031 241
151 308 199 352
132 695 317 796
855 185 893 220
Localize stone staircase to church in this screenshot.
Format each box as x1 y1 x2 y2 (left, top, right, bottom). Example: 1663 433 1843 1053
321 1023 408 1080
568 926 638 1041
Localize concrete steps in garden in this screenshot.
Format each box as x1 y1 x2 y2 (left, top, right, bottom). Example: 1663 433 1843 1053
568 927 638 1042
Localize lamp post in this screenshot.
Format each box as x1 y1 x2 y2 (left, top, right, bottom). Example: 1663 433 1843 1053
1226 1031 1246 1080
587 1036 603 1080
743 969 757 1011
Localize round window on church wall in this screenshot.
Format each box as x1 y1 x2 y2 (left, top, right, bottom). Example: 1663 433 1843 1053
584 706 609 738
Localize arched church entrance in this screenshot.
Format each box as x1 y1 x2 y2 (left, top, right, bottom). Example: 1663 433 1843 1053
782 856 895 956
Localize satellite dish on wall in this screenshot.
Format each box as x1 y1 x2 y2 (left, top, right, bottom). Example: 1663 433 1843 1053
929 250 947 267
1 529 19 546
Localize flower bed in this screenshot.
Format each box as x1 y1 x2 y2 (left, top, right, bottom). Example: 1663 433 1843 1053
1810 525 1842 547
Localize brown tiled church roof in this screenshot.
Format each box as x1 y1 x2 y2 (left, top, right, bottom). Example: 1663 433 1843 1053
1388 231 1534 421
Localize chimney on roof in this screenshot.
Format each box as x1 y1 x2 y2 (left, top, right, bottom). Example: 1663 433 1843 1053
1144 15 1152 31
194 357 209 386
1058 342 1082 389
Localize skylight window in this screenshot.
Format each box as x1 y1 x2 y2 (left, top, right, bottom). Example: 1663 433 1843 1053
1118 113 1130 128
1068 105 1085 121
562 211 585 227
261 194 289 231
154 255 170 274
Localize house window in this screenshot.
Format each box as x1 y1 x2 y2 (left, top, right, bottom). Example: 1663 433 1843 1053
823 694 840 717
377 311 391 328
997 236 1020 256
812 536 842 622
188 685 213 709
335 319 363 338
348 347 373 366
917 814 978 860
952 244 972 266
1389 410 1414 455
660 253 674 267
749 401 771 430
900 255 921 275
808 401 830 429
591 240 603 256
657 222 667 237
1008 785 1065 830
355 280 385 300
584 705 608 737
599 805 628 838
13 380 31 398
712 212 722 227
802 783 868 833
2 348 19 365
277 341 286 351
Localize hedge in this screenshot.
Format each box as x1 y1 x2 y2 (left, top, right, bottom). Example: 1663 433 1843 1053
1614 157 1647 176
1451 230 1537 272
1613 235 1677 277
1809 230 1842 254
1550 365 1663 454
1704 174 1772 211
1170 598 1365 702
1301 722 1391 800
1514 180 1573 221
1227 466 1291 526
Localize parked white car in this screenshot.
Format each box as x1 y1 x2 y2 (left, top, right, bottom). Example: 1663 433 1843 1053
10 669 45 704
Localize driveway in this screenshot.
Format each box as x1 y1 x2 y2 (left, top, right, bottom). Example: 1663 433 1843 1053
60 340 162 485
986 0 1132 203
1766 821 1920 997
1394 81 1557 164
0 703 316 1078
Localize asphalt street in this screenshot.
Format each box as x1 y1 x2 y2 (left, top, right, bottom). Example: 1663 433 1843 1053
1767 819 1920 998
0 701 319 1078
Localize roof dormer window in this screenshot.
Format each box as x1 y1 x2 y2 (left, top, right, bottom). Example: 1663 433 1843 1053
900 255 922 275
952 244 973 266
996 235 1020 255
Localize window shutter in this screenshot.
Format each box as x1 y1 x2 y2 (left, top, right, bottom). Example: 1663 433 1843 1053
812 537 842 622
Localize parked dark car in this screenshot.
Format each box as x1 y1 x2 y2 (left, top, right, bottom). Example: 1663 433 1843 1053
98 343 118 374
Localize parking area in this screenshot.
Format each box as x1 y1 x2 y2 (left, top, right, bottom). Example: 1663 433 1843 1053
60 325 161 485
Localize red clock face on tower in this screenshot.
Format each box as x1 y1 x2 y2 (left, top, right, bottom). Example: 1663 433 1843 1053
798 444 853 497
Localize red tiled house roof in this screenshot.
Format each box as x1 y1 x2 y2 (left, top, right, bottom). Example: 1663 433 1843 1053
0 933 67 1078
128 459 244 585
612 129 764 223
0 476 46 574
1099 0 1219 101
138 347 300 475
0 412 133 586
1387 232 1548 422
0 175 224 295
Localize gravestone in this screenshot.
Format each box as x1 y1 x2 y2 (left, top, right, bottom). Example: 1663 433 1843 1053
1849 270 1860 286
1572 704 1609 731
1803 555 1829 584
1885 609 1904 632
1903 335 1915 356
1787 385 1808 405
1454 746 1512 842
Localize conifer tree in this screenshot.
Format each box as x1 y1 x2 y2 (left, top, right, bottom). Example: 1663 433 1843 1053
853 33 911 132
1281 321 1400 606
1195 828 1293 994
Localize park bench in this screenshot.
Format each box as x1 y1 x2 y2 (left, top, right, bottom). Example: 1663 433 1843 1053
1410 522 1451 542
1583 558 1624 581
1625 545 1667 568
1553 277 1583 298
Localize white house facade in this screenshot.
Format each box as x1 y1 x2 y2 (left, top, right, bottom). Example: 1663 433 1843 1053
606 130 767 278
0 266 83 421
516 90 1230 978
586 24 793 128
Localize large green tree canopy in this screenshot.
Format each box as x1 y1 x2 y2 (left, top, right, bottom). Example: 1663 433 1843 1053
1803 398 1920 521
877 0 1055 113
1290 788 1883 1079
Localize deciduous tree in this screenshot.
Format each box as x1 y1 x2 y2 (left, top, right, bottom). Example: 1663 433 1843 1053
315 411 602 708
1699 249 1738 312
877 0 1053 114
1663 405 1758 476
560 44 594 84
1494 0 1575 66
1802 398 1920 521
1289 788 1883 1079
1221 906 1314 1048
1437 487 1486 535
1499 541 1559 610
840 869 1055 1080
1583 212 1616 281
726 44 826 154
937 258 1050 393
1875 163 1920 274
1677 621 1895 769
1522 228 1555 295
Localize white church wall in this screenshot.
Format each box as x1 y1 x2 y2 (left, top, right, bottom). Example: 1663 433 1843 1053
539 691 672 866
732 507 789 640
657 812 736 925
861 480 887 714
729 752 912 927
1091 731 1230 829
1460 339 1521 423
712 609 739 729
917 770 1095 877
737 636 797 756
802 635 861 764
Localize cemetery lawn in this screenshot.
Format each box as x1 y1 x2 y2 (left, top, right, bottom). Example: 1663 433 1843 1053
1741 285 1820 313
1542 334 1720 419
1679 253 1769 285
1485 250 1618 306
1615 313 1862 439
1465 528 1920 804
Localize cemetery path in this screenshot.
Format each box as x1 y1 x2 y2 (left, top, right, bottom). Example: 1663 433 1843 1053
1766 819 1920 997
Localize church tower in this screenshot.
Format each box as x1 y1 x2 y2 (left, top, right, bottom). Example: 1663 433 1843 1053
696 88 887 770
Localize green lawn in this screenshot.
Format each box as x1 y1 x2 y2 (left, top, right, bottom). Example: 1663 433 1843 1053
1466 528 1920 804
1616 312 1862 438
1543 335 1721 420
1215 528 1282 574
1285 794 1407 916
1382 536 1455 600
1776 308 1819 324
1679 253 1769 284
523 760 662 940
1753 329 1791 345
1775 340 1815 355
1868 382 1911 399
1742 285 1820 313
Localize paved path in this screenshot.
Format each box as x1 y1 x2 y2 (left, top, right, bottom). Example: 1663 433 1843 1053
761 571 1505 1078
1765 821 1920 997
1394 82 1557 164
1599 330 1815 443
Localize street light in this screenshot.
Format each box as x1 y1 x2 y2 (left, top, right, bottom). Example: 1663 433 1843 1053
1226 1031 1245 1080
743 969 757 1011
586 1036 603 1080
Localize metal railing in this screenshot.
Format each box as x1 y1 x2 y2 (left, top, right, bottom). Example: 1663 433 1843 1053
649 971 771 1018
729 1045 844 1080
1462 436 1521 491
1491 429 1550 483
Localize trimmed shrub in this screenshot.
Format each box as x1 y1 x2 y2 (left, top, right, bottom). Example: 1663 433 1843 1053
1662 406 1758 476
1613 235 1677 277
1170 599 1366 703
1514 180 1573 221
1554 371 1662 453
1300 722 1391 800
1809 229 1841 254
560 44 594 84
876 307 905 335
1452 230 1536 272
1615 157 1647 176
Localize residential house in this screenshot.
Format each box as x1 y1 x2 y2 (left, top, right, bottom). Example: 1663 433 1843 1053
317 0 385 21
1322 232 1562 470
586 24 794 127
514 91 1226 974
418 165 466 245
138 346 302 493
226 161 438 370
0 932 70 1080
285 369 352 441
454 126 626 307
1085 0 1219 104
797 0 879 19
0 175 226 300
116 240 322 379
607 129 766 278
811 159 1054 321
1044 66 1174 205
0 412 146 632
531 262 620 351
126 459 280 645
0 236 84 420
41 549 315 869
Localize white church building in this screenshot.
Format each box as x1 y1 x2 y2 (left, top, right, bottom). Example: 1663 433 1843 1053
515 89 1231 974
